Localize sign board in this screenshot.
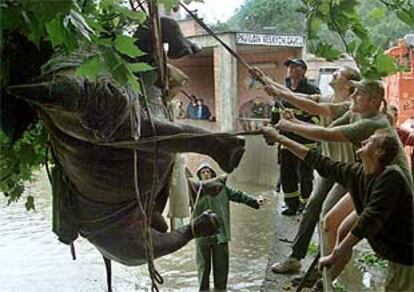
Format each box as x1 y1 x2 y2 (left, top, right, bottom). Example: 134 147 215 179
236 33 304 47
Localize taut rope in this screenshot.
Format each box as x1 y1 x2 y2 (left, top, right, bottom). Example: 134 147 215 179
179 2 286 111
103 130 262 149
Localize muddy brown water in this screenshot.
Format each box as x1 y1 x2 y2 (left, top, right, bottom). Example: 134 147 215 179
0 169 277 292
1 134 382 291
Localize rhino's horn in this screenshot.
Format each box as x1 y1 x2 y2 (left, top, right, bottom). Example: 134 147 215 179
7 82 55 105
6 77 82 111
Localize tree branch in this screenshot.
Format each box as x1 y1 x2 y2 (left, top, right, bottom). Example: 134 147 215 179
328 0 353 58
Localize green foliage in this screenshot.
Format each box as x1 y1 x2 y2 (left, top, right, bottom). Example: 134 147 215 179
222 0 305 33
357 250 388 269
0 0 161 90
360 1 413 48
162 0 180 10
76 56 103 80
333 280 346 292
379 0 414 26
221 0 413 79
114 35 146 57
314 42 342 61
0 122 47 209
0 0 176 207
300 0 412 78
307 241 319 256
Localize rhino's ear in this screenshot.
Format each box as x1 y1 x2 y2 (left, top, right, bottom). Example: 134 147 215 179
7 76 83 111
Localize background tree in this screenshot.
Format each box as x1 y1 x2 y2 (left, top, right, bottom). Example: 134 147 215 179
215 0 413 78
359 0 412 48
227 0 304 33
301 0 413 78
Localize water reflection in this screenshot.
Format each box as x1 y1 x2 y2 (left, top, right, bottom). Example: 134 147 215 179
0 171 275 291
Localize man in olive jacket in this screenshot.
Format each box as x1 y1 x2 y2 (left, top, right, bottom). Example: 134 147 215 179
261 127 413 291
190 162 263 291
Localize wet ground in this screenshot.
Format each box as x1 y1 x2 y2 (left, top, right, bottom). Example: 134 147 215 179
261 198 387 292
0 169 277 292
0 134 387 292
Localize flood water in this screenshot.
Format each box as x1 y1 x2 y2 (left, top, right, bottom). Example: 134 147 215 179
0 170 276 292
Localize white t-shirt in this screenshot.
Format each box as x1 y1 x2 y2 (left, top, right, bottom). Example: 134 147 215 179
311 94 355 163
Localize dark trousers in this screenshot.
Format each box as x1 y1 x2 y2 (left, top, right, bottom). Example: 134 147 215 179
291 175 347 259
196 237 229 291
280 148 314 209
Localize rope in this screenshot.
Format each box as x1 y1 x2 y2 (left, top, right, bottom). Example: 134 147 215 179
149 0 169 113
102 130 262 149
179 2 286 111
145 7 167 288
137 74 163 292
188 177 217 238
189 183 203 222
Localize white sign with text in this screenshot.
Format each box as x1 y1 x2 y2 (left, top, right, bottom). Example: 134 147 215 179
236 33 304 47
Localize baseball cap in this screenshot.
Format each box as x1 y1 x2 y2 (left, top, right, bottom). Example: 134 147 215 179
284 58 307 70
349 79 384 100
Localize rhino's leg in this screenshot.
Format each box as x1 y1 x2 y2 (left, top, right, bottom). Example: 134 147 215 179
150 181 171 233
151 211 169 233
89 210 219 266
140 119 245 173
133 17 200 60
160 17 201 58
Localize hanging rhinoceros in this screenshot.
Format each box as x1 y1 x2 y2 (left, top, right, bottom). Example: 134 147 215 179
6 17 245 269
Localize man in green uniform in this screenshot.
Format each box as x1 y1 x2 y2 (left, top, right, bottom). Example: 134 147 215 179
260 127 414 291
251 75 412 286
190 162 264 291
255 66 360 274
274 79 412 187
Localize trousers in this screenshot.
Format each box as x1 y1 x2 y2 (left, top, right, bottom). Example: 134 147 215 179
291 174 347 259
196 237 229 291
280 148 314 209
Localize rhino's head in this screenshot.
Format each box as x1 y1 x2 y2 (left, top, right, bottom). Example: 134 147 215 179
7 74 134 142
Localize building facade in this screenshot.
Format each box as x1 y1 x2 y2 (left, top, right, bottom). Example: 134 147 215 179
171 19 305 131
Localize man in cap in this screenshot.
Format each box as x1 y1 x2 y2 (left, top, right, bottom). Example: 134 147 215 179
271 58 321 216
250 65 361 275
260 126 413 292
272 79 412 284
189 162 264 291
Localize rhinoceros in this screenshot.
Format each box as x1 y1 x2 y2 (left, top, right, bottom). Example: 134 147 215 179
6 17 245 273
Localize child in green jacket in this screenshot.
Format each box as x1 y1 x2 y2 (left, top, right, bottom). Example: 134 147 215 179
190 162 264 291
